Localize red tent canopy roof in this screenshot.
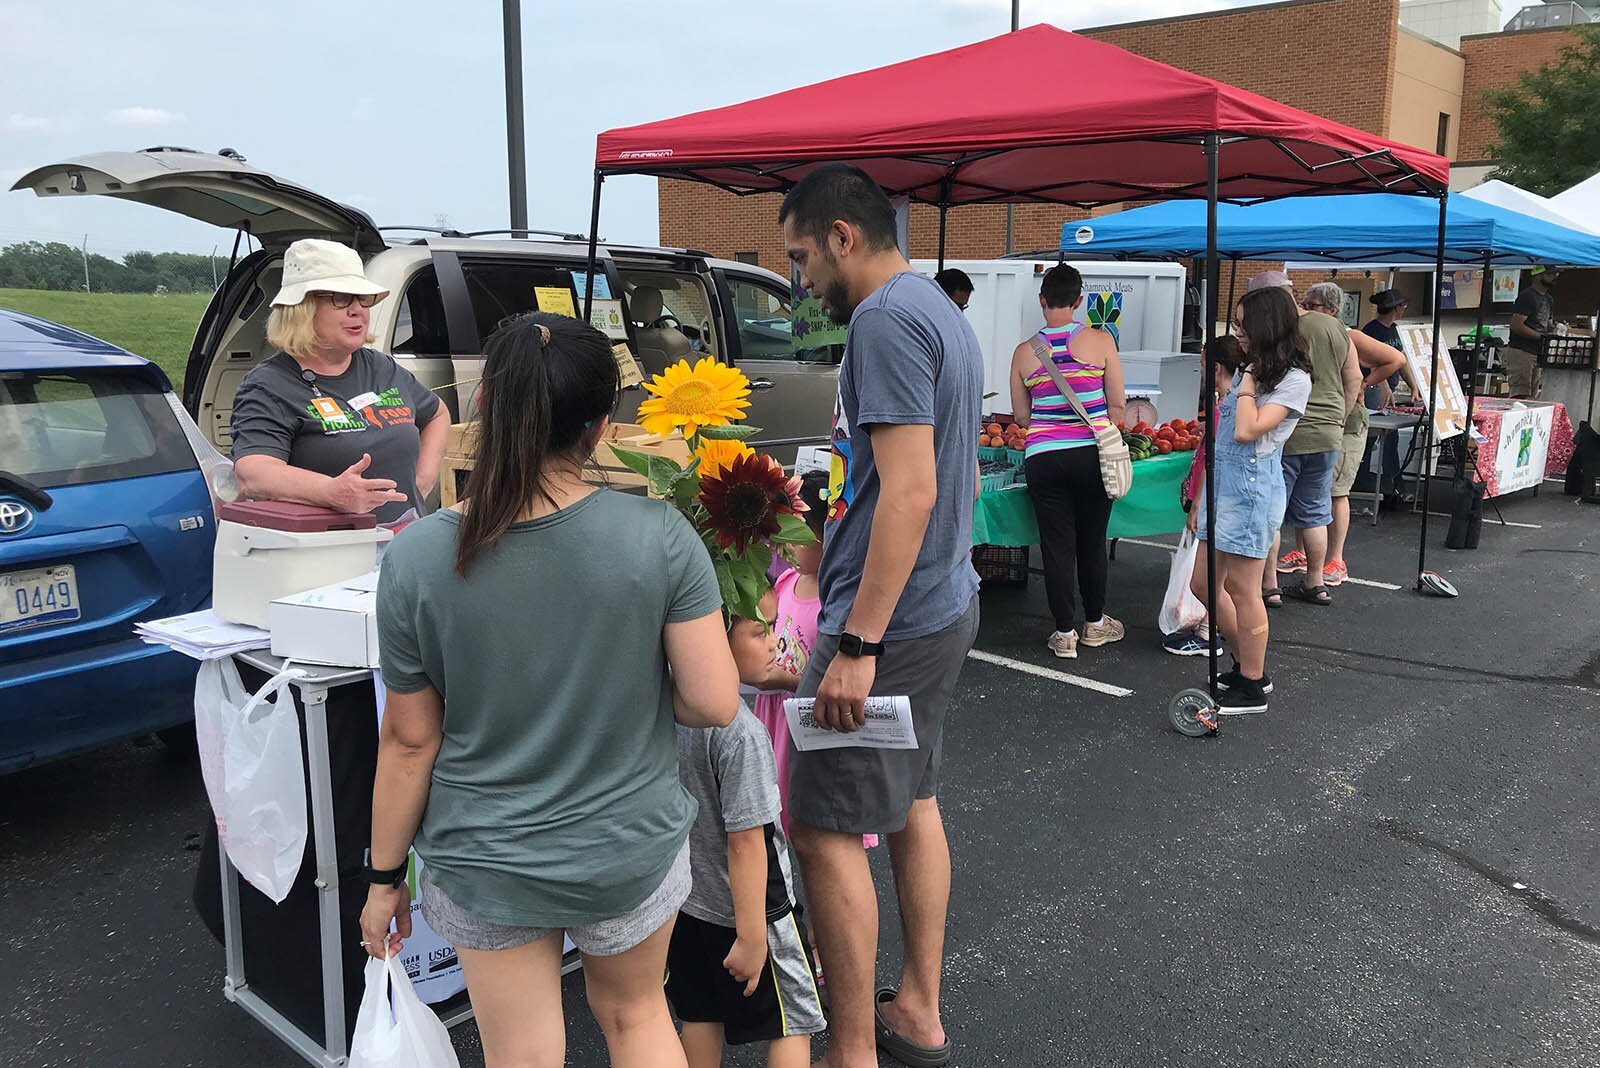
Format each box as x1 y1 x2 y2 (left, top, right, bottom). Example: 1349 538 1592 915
596 25 1448 206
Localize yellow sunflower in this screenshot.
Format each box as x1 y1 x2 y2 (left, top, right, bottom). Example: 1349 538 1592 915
636 357 751 439
696 437 756 477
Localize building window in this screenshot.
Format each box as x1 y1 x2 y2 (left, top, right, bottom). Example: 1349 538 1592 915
1436 113 1451 157
736 251 760 265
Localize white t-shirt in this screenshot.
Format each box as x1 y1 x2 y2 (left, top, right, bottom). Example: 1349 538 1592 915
1241 368 1313 456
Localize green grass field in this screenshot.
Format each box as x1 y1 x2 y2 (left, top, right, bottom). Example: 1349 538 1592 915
0 288 210 390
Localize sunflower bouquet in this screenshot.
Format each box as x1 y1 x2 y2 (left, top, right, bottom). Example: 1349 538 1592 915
610 357 814 623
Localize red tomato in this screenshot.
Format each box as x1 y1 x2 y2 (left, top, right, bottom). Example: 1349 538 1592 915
1157 441 1172 454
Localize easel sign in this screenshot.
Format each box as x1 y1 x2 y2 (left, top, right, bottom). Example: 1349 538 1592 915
1398 324 1467 440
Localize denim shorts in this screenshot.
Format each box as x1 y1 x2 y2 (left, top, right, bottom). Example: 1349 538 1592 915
419 839 690 957
1196 448 1287 560
1280 450 1337 528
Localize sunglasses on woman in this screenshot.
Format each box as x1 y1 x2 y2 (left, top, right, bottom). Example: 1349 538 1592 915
312 291 382 309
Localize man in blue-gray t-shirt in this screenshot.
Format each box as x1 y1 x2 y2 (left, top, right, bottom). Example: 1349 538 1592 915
779 163 982 1068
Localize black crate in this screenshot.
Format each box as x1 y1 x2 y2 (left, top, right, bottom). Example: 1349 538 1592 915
1583 468 1600 504
1538 335 1597 369
972 545 1029 586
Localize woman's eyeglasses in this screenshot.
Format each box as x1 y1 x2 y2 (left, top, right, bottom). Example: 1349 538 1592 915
312 291 382 309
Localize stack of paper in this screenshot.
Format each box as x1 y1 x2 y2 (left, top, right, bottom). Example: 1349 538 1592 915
136 609 271 661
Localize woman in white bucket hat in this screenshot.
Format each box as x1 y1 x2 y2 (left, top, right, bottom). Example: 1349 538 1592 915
229 239 450 525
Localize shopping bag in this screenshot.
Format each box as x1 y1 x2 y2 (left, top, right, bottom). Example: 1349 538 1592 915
192 658 309 903
1158 530 1207 635
350 953 461 1068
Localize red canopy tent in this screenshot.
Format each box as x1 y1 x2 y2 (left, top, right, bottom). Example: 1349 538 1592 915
586 27 1456 715
594 24 1446 207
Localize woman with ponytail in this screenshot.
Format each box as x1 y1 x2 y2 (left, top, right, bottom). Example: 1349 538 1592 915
360 313 739 1067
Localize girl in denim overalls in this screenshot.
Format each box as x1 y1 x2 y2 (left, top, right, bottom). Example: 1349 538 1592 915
1188 288 1312 715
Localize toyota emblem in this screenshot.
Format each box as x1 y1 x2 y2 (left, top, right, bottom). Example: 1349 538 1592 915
0 500 34 535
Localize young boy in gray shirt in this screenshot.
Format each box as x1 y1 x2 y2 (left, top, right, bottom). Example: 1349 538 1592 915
668 603 826 1068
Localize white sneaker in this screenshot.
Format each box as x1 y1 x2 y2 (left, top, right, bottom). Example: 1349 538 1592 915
1081 615 1126 647
1047 631 1079 659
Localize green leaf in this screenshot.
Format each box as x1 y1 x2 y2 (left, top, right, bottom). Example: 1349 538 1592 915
770 512 817 545
746 542 774 583
728 556 765 624
647 454 682 497
696 423 762 441
608 445 655 481
673 470 701 511
712 555 738 616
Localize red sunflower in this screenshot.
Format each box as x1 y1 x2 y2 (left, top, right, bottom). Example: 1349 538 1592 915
697 452 805 553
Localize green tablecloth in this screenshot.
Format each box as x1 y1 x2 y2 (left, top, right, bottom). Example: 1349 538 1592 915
972 451 1192 546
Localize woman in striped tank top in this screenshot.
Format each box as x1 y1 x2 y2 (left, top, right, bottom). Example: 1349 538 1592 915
1007 265 1127 660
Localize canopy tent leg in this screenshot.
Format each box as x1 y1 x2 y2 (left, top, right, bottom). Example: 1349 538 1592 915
937 205 949 272
1203 134 1221 700
1466 249 1492 426
1225 257 1239 325
582 171 604 321
1415 193 1448 590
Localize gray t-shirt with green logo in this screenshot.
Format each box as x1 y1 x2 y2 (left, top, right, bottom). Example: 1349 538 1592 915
229 348 441 525
376 491 723 927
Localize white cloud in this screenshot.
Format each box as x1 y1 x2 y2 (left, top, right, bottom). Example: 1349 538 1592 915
7 114 51 131
107 106 186 127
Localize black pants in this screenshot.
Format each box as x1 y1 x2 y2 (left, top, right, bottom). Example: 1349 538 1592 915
1025 448 1113 631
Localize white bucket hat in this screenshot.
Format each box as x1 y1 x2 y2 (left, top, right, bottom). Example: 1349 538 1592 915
271 239 390 307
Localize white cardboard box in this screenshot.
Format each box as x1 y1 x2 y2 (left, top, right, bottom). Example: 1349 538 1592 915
268 571 380 669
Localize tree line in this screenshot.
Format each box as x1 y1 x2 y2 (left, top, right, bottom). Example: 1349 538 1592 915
0 241 219 294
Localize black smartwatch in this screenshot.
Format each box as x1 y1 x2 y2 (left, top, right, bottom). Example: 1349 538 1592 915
363 848 407 889
838 632 885 658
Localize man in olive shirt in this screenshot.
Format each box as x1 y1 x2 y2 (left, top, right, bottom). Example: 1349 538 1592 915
1505 267 1560 398
1248 273 1362 605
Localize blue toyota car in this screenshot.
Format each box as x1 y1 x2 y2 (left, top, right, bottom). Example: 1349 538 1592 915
0 308 215 774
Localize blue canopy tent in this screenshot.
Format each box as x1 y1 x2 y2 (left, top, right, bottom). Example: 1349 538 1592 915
1063 193 1600 578
1064 192 1600 266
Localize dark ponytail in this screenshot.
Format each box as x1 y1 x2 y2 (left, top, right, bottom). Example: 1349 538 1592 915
454 312 618 575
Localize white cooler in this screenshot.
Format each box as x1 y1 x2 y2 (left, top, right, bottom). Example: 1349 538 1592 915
213 501 391 628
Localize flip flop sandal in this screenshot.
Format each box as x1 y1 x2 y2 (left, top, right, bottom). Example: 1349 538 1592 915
875 987 951 1068
1262 587 1284 608
1288 584 1333 606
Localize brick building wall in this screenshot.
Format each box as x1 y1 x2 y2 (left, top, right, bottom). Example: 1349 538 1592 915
1457 26 1584 164
659 0 1402 274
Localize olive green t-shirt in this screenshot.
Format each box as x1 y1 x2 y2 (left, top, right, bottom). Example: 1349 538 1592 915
1286 311 1352 456
375 490 722 927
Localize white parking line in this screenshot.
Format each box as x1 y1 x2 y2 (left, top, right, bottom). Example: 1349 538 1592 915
1424 512 1543 529
966 648 1135 697
1117 535 1403 589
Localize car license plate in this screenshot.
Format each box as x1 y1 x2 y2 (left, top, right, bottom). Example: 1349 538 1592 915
0 564 81 636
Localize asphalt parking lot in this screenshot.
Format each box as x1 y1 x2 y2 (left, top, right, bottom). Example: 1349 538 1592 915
2 482 1597 1067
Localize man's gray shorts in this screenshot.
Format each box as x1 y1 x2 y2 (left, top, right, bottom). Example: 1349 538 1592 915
419 839 690 957
788 595 979 836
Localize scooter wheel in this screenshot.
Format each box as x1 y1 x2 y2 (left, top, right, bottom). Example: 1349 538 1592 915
1168 687 1219 737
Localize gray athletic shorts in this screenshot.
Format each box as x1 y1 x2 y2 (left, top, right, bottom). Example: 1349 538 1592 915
788 595 980 836
419 839 691 956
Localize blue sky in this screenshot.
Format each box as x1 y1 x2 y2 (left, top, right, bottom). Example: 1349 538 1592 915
0 0 1482 262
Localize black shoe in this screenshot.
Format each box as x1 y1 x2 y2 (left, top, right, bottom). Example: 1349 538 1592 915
1217 678 1269 716
1217 666 1274 694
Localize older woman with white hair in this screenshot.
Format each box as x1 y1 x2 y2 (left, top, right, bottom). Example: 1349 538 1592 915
229 239 450 525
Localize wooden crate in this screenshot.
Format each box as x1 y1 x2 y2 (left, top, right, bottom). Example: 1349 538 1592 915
439 421 691 507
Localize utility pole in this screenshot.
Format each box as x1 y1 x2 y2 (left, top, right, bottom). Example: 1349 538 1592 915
81 235 90 293
503 0 529 237
1004 0 1019 255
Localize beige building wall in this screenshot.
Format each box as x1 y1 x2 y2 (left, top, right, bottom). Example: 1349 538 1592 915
1389 28 1466 156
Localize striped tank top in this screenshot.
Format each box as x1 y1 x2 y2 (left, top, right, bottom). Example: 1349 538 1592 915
1023 323 1110 458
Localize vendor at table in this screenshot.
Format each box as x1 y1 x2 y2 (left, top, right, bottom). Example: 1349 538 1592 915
1505 266 1561 399
230 239 450 526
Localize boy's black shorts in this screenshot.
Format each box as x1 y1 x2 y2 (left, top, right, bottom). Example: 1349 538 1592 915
665 910 826 1045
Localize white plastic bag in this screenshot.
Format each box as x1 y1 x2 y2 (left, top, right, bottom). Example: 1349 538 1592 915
193 658 309 903
350 953 461 1068
1158 530 1208 635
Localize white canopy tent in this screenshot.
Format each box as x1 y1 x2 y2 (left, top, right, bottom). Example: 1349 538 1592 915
1550 171 1600 231
1464 179 1600 235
